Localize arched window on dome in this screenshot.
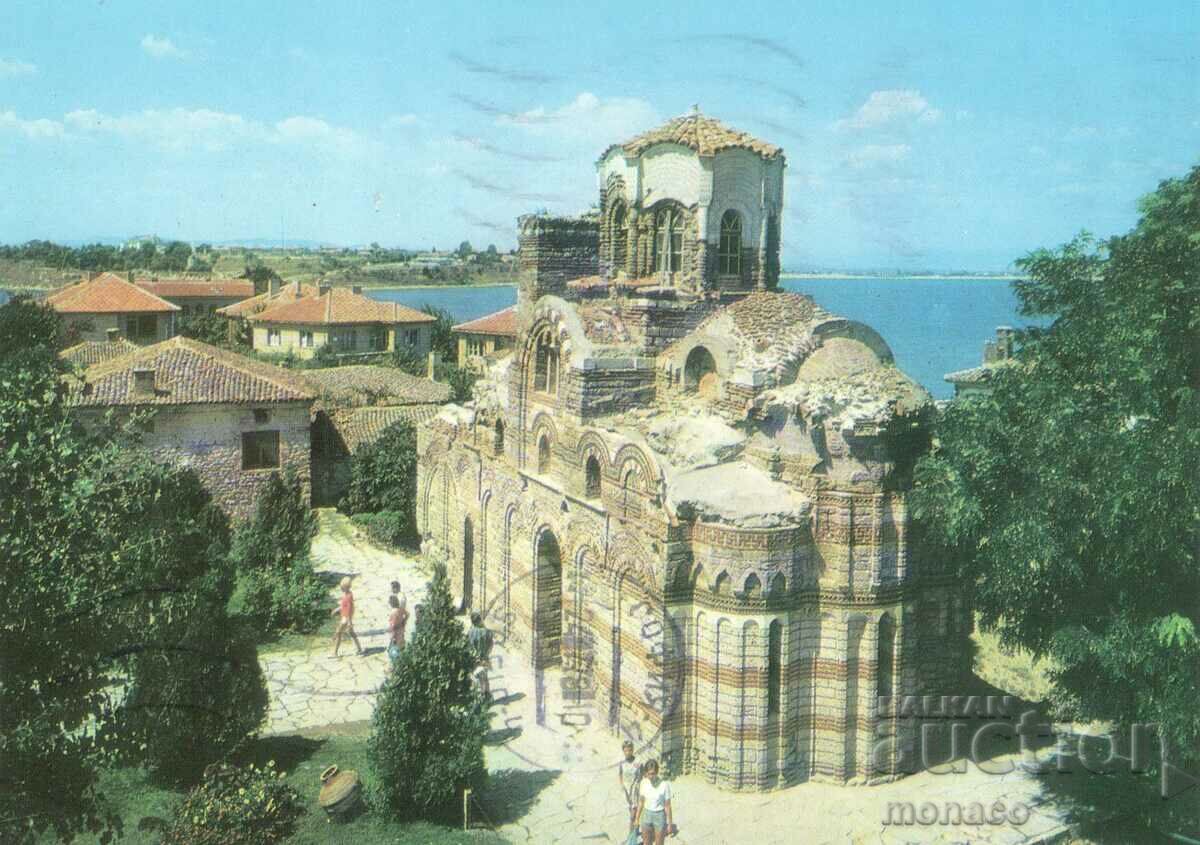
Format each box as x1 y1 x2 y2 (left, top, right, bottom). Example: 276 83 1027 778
654 207 683 275
533 330 559 395
584 455 601 499
718 210 742 276
610 201 627 271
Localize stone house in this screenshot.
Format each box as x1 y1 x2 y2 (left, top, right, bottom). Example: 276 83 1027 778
452 306 517 369
300 365 451 506
137 277 256 317
45 272 179 344
65 336 314 519
418 112 970 792
246 285 435 360
944 326 1018 397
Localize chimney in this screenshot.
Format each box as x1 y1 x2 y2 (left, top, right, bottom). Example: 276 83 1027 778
132 367 156 399
106 327 121 342
427 350 440 379
351 285 363 295
268 278 280 298
318 283 332 297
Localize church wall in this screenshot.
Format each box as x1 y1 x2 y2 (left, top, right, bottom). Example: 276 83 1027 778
639 146 705 208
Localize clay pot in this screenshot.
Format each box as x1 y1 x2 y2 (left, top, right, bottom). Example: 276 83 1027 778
318 764 362 819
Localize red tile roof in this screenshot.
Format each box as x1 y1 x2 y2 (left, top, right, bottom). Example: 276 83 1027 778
45 273 180 314
67 336 314 407
602 111 783 161
247 288 435 326
300 365 451 406
137 278 255 299
59 337 140 368
452 306 517 337
216 281 319 318
321 405 445 455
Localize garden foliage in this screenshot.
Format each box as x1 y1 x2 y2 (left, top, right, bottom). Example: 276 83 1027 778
159 761 304 845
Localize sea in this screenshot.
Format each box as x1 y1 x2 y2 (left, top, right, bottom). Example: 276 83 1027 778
367 277 1032 400
4 277 1033 400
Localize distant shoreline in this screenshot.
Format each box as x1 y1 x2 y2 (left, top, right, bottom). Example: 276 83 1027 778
781 273 1025 281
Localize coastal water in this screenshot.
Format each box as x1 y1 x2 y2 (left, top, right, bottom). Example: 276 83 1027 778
369 278 1032 399
2 278 1032 399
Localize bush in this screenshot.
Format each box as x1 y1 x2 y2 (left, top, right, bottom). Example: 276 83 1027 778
239 562 328 633
113 624 269 785
160 761 304 845
351 510 413 551
368 563 488 821
340 421 419 545
230 470 316 573
389 346 427 377
177 313 230 347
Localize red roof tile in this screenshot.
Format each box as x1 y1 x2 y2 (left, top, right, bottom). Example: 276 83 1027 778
137 279 255 299
602 112 783 161
45 273 180 314
452 306 517 337
59 337 140 368
216 281 319 318
67 336 314 407
247 288 435 326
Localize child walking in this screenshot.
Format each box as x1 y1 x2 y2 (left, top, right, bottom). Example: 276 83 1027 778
332 576 363 657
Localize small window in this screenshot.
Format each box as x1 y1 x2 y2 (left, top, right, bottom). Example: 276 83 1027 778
253 408 270 424
533 331 559 395
767 621 782 715
537 434 551 473
242 430 280 470
267 328 281 347
468 337 485 357
369 327 388 351
334 329 357 350
584 455 601 498
299 330 313 348
130 314 158 342
493 419 504 455
655 207 684 274
406 329 419 346
718 210 742 276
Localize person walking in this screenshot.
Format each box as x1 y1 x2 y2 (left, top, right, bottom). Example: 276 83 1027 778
386 593 409 668
331 576 363 657
634 759 676 844
466 612 494 698
618 740 643 834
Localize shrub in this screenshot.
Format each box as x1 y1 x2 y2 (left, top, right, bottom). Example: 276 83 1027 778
351 510 412 551
239 562 328 633
389 346 427 377
160 761 304 845
368 563 488 821
340 421 419 545
114 624 268 784
177 313 230 347
230 470 316 573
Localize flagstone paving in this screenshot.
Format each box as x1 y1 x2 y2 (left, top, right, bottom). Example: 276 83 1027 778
262 511 1082 843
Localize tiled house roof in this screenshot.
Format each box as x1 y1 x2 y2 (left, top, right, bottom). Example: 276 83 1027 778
67 336 314 407
247 287 435 326
319 405 444 455
137 279 255 299
60 337 140 368
452 306 517 337
603 112 783 160
217 281 319 318
944 359 1017 385
45 273 180 314
299 365 451 406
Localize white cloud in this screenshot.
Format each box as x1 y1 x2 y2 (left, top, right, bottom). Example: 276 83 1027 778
66 107 254 152
835 89 941 131
501 92 658 143
844 143 911 170
383 113 422 129
0 110 64 139
0 57 37 78
140 34 188 60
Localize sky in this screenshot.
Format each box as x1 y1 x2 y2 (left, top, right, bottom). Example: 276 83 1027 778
1 1 1197 271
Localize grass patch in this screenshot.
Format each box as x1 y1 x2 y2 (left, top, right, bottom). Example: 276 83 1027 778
51 732 510 844
970 614 1055 703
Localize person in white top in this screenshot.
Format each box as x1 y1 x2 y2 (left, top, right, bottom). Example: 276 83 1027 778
617 740 642 829
634 759 676 843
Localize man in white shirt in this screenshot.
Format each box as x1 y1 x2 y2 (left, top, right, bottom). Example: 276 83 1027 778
617 740 642 830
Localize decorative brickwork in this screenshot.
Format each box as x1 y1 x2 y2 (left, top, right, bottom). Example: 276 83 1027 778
417 115 968 792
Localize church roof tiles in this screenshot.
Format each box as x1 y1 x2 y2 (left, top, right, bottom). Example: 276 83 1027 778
604 111 783 160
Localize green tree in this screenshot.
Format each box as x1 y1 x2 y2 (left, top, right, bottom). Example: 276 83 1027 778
368 562 488 821
229 470 316 574
420 304 457 362
456 240 473 258
177 313 230 347
340 420 419 543
0 296 266 839
911 168 1200 773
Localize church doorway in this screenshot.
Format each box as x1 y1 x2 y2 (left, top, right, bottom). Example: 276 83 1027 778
461 516 474 612
533 529 562 669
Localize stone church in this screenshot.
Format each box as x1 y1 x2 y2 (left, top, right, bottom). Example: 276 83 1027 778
417 110 970 790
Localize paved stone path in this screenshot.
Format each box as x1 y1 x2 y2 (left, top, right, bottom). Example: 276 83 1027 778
261 510 430 735
262 511 1082 843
